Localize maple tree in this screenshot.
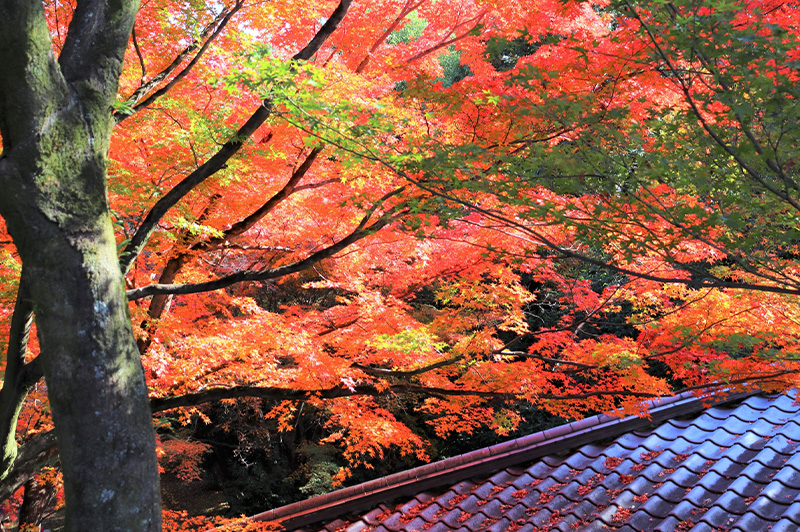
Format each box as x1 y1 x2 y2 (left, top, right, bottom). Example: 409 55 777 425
0 0 799 529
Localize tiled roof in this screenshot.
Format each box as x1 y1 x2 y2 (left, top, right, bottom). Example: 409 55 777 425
252 390 800 532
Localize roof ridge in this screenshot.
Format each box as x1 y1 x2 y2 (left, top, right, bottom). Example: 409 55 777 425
249 390 754 530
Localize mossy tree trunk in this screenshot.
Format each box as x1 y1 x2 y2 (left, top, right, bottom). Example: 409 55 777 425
0 1 161 530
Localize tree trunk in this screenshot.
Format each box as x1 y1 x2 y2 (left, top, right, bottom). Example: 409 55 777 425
24 227 161 531
16 476 51 532
0 138 161 531
0 1 160 529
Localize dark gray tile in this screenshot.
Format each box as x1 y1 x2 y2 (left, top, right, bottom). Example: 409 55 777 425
715 490 751 515
397 516 427 532
775 421 800 444
615 432 647 450
728 510 776 531
460 510 491 532
653 515 682 532
562 452 598 470
417 502 446 521
549 464 578 483
757 482 800 509
639 494 676 519
666 466 701 488
727 404 765 423
761 434 800 456
485 517 512 532
613 525 641 532
562 499 599 522
725 475 765 499
541 455 565 467
749 491 798 520
651 480 688 503
471 481 505 501
770 517 800 532
779 500 800 524
420 522 454 532
735 430 770 452
682 485 721 509
665 499 704 521
488 470 519 487
680 453 717 474
576 444 607 458
686 522 715 532
746 418 788 438
635 433 672 454
762 405 800 425
699 505 742 529
745 395 792 412
526 460 558 479
749 446 792 470
694 414 752 435
478 499 508 520
772 462 800 489
706 456 746 480
452 480 477 495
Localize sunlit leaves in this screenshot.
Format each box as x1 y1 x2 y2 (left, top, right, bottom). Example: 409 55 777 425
12 1 800 524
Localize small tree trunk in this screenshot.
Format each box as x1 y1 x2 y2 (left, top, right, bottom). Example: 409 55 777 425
15 476 50 532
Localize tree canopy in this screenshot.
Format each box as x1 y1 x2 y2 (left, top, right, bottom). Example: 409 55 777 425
0 0 798 529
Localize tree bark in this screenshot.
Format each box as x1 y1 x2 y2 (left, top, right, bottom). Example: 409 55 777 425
0 0 354 528
0 1 160 530
16 475 52 532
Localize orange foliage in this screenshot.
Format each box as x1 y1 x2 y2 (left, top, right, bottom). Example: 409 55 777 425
1 0 800 524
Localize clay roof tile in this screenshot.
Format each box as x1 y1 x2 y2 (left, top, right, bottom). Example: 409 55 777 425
241 391 800 532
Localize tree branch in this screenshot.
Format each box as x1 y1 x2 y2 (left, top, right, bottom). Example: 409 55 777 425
195 147 322 254
4 369 794 504
116 1 245 123
292 0 353 62
0 431 58 505
352 356 464 378
0 272 40 480
149 383 665 412
58 0 139 110
126 188 406 299
149 368 800 413
624 2 800 214
118 0 354 274
393 167 800 297
136 148 322 353
0 1 69 152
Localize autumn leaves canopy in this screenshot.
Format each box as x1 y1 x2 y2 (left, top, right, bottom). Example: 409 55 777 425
1 0 800 524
